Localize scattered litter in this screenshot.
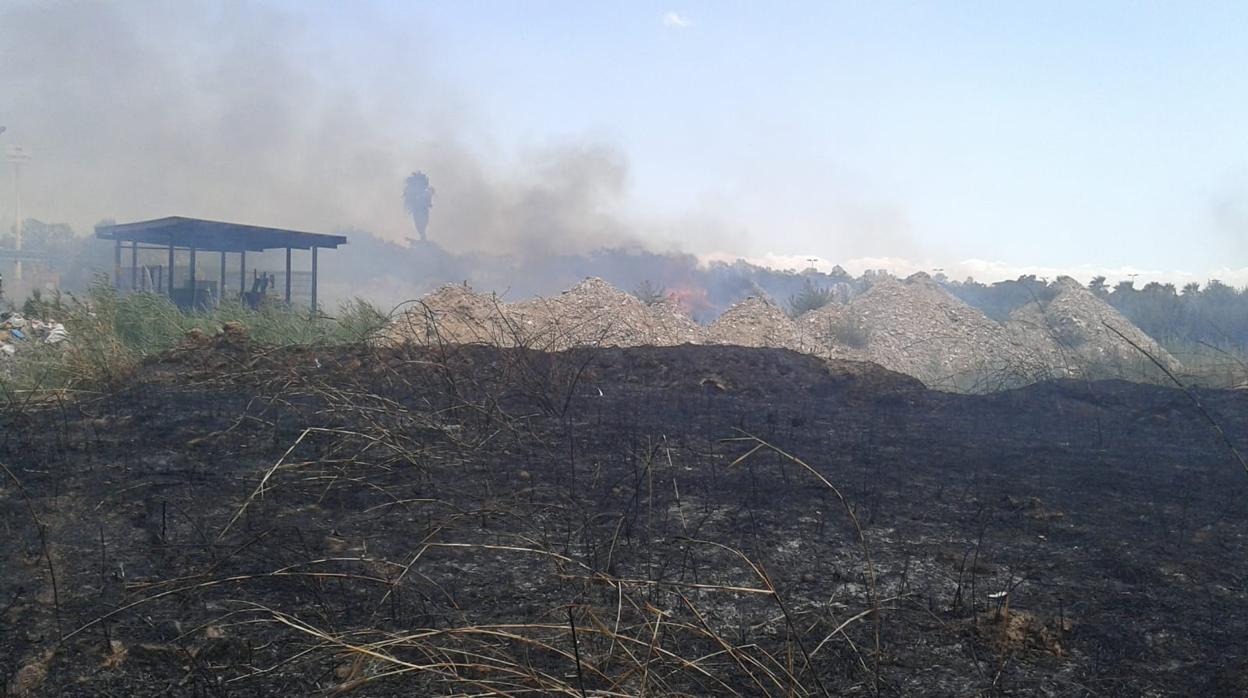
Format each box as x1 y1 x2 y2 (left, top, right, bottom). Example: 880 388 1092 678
0 312 69 362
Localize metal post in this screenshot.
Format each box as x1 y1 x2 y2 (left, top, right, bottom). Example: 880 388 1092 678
239 250 246 295
113 239 122 289
284 247 292 305
167 239 175 298
310 247 318 313
219 251 226 306
130 240 138 291
9 148 29 281
188 244 197 308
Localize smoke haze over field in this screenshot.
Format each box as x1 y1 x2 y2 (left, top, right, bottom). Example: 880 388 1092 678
2 1 1247 292
0 2 656 256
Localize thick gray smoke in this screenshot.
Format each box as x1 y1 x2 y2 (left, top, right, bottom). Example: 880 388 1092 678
0 1 645 256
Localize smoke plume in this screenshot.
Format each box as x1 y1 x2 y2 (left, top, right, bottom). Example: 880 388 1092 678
0 1 644 256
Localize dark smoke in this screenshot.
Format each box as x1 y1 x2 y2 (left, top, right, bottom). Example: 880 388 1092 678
0 2 650 257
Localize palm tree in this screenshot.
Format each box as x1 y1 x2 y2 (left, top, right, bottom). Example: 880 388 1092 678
403 172 435 242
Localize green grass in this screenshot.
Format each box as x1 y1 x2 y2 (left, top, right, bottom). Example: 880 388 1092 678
1 281 389 395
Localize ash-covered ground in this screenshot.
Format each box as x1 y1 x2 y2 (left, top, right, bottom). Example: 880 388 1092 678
2 338 1247 696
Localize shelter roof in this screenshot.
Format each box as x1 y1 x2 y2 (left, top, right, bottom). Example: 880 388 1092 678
95 217 347 252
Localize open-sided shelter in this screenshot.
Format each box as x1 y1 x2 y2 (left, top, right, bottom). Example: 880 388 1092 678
96 217 347 310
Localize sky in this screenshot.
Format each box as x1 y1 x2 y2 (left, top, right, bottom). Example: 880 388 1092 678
1 1 1247 284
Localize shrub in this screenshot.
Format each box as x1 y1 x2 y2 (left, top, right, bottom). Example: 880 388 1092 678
787 279 834 317
632 280 667 306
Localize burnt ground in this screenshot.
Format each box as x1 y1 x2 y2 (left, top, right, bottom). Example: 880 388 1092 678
1 339 1247 697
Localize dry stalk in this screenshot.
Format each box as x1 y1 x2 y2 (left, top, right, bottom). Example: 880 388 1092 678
725 431 882 694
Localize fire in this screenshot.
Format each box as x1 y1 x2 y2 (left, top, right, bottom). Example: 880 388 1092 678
667 284 715 317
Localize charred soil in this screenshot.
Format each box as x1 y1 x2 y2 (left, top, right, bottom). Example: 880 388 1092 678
2 339 1247 696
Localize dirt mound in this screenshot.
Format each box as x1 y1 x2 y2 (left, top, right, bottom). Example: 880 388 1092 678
799 274 1051 390
647 297 706 344
1006 276 1182 380
384 274 1182 392
509 277 701 350
387 283 514 346
705 295 803 350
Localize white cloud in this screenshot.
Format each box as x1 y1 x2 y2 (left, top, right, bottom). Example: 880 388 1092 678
662 11 690 28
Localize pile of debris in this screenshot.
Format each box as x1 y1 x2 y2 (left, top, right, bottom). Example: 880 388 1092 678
797 274 1052 390
386 284 515 347
1005 276 1182 381
705 295 803 350
0 312 68 358
510 277 702 350
386 274 1182 392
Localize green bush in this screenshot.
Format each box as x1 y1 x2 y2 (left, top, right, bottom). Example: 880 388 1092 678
0 280 390 394
787 279 834 317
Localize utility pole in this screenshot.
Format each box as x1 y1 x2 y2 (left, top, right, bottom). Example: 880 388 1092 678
6 144 30 281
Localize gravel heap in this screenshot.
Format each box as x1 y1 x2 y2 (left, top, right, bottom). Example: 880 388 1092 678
1005 276 1182 380
705 295 803 350
648 297 707 345
798 274 1051 390
387 274 1180 392
508 277 702 350
387 283 515 346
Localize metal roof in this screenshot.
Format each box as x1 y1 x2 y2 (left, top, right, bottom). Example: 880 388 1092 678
95 216 348 252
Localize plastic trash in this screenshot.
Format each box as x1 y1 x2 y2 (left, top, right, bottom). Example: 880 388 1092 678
9 328 25 341
45 324 68 344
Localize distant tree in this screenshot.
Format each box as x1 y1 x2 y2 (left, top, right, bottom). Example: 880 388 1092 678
632 280 666 306
787 278 835 317
1205 279 1237 299
1088 275 1109 297
1182 282 1200 296
403 172 435 242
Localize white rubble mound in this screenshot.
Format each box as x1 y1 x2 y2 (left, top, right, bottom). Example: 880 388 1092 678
1005 276 1182 379
799 274 1051 390
388 274 1180 391
509 277 703 350
705 295 802 351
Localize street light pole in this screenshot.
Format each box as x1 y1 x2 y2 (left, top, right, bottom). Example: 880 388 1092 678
6 144 30 281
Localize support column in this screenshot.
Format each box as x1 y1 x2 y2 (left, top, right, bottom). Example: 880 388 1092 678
239 250 247 295
188 244 197 308
130 241 138 291
167 239 175 298
310 247 319 314
219 251 227 306
284 247 292 305
113 239 122 289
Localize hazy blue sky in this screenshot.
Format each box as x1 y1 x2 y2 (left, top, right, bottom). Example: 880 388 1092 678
3 1 1247 282
419 1 1248 272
